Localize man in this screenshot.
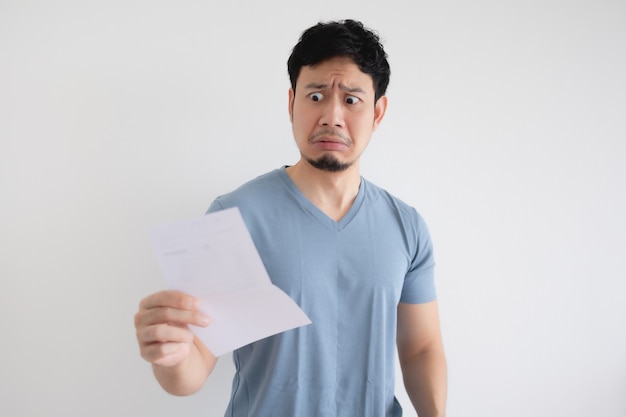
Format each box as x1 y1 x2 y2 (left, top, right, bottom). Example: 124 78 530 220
135 19 447 417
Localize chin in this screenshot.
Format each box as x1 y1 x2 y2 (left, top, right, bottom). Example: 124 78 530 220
306 155 353 172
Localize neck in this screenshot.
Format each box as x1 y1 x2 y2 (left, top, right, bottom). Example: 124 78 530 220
285 159 361 222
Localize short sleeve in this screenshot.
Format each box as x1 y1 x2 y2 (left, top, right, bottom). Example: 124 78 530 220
399 210 437 304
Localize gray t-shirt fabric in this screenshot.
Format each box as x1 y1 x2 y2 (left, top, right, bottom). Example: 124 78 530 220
207 166 436 417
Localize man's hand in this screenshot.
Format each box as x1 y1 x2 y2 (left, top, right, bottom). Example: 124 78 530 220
134 290 210 367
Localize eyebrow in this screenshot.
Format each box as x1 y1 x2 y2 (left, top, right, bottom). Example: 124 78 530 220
303 82 366 94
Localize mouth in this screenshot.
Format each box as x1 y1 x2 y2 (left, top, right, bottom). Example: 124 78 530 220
313 136 347 145
309 129 351 147
311 137 350 151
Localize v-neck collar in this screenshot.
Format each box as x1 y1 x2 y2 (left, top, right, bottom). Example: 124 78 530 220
277 166 366 232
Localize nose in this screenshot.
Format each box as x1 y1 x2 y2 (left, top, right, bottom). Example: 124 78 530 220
319 97 344 128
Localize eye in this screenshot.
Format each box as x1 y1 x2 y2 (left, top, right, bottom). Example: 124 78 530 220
345 95 361 105
309 92 323 102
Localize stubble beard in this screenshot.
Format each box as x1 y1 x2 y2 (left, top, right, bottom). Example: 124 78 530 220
304 128 355 172
305 154 353 173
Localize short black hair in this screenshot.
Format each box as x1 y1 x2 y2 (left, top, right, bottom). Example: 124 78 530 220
287 19 391 101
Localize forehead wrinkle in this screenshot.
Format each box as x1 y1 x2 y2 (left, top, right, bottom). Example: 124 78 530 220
303 82 366 94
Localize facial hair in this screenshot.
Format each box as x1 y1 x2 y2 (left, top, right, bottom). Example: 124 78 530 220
305 154 353 172
305 128 354 172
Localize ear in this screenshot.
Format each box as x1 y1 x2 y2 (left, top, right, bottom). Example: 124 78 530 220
372 95 388 132
288 88 295 123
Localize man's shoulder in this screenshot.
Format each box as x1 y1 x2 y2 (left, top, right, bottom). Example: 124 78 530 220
360 177 433 243
228 168 282 195
362 177 418 216
207 168 285 213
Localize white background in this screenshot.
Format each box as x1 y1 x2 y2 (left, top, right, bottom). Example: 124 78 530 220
1 1 625 416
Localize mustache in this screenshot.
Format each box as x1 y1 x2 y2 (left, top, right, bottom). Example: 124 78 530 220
309 128 352 145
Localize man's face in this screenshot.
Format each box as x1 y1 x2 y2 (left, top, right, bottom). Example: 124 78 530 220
288 56 387 173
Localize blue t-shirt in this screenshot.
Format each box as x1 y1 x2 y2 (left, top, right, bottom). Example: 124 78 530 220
208 167 436 417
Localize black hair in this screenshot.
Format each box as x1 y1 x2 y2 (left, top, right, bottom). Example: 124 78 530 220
287 19 391 101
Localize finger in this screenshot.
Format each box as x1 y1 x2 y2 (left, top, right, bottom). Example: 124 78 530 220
138 323 195 346
137 306 211 328
141 341 191 367
139 290 200 311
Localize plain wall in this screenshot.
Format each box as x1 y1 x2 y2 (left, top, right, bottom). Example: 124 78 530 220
1 1 625 416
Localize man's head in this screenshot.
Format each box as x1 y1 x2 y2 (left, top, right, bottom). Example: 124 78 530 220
287 19 390 103
287 20 390 174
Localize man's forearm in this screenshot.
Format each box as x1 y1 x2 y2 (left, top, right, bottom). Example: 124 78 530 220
401 348 447 417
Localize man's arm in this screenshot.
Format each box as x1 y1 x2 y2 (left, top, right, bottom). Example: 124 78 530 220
397 300 447 417
151 334 217 395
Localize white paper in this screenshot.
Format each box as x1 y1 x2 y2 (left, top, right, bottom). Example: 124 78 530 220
148 207 311 356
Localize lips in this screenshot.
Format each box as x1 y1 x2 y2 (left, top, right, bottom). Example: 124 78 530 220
309 129 351 147
311 137 349 151
313 136 348 145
